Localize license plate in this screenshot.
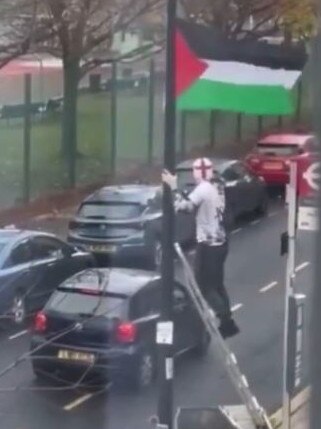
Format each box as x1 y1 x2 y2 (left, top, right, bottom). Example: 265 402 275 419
263 161 283 170
58 349 95 364
87 244 116 253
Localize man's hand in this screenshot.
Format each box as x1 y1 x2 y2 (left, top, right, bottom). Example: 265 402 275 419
162 169 177 191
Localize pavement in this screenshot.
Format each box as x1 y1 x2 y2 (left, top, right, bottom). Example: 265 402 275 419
0 197 315 429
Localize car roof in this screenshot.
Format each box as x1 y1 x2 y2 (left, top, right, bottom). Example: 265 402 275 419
83 184 161 205
61 268 161 297
0 228 59 243
258 134 313 146
176 158 234 172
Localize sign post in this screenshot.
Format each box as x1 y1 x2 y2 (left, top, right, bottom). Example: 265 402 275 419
282 162 298 429
297 159 320 231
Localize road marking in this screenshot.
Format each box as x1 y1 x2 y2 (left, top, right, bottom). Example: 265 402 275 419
231 303 243 312
295 261 310 273
250 220 261 226
232 228 242 235
9 329 28 340
63 393 94 411
268 211 278 218
259 281 278 293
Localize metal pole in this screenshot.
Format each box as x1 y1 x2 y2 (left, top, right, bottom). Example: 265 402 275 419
157 0 176 427
147 58 155 165
282 162 297 429
209 111 215 148
180 112 186 159
278 116 283 131
110 61 117 176
258 115 263 136
295 80 303 124
23 74 32 203
310 17 321 429
236 113 242 142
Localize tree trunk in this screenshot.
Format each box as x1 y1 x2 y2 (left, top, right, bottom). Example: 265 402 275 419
62 59 80 188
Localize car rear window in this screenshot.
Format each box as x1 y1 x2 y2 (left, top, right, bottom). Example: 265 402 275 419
78 203 144 220
176 168 222 189
46 290 127 318
257 143 301 156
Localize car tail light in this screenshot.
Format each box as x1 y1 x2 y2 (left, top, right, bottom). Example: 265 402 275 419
248 156 260 165
116 322 137 343
34 311 47 333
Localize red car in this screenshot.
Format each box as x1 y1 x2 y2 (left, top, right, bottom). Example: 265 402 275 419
245 133 319 187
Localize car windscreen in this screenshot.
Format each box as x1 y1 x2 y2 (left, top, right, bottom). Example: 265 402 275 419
176 168 223 190
78 202 144 220
46 290 127 318
257 143 301 156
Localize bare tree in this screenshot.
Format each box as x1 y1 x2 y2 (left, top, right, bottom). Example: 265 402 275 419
0 0 39 68
181 0 282 40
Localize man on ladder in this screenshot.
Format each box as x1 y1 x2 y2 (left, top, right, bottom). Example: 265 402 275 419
162 157 240 338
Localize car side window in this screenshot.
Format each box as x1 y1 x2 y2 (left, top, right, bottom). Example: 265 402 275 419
222 166 240 182
31 237 65 260
131 284 161 319
8 240 34 267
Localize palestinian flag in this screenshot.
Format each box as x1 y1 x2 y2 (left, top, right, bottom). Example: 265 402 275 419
176 19 307 115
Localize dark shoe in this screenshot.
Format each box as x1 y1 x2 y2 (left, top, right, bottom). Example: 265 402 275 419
219 318 240 339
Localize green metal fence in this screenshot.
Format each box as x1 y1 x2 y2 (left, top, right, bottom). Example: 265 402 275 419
0 55 310 211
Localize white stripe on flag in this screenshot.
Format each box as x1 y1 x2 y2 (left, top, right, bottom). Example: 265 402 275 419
201 60 301 90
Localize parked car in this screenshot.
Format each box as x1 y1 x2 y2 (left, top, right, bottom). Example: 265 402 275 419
67 185 195 269
176 158 268 224
244 133 319 188
0 229 95 325
30 268 209 389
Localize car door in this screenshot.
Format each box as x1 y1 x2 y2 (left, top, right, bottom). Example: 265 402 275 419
234 162 262 212
0 239 42 316
174 193 196 245
30 236 76 309
222 163 253 216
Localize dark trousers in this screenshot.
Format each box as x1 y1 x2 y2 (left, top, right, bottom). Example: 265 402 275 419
195 241 232 321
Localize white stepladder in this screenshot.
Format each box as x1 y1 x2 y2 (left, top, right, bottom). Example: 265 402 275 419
174 243 273 429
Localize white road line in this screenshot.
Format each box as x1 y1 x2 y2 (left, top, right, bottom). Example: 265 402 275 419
63 393 93 411
259 281 278 293
295 261 310 273
9 329 28 340
268 211 278 218
231 303 243 312
250 220 261 226
232 228 242 235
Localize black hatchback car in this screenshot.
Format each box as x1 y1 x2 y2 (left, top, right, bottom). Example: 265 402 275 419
30 268 209 389
0 229 95 325
67 185 195 268
176 158 268 224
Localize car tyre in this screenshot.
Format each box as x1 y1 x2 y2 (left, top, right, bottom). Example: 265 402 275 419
11 292 27 325
131 350 156 390
192 331 211 358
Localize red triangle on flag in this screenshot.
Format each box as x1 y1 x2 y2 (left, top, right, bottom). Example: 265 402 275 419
175 30 208 97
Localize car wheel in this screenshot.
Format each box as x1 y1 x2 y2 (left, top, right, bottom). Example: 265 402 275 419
132 350 156 390
192 331 211 358
11 293 27 325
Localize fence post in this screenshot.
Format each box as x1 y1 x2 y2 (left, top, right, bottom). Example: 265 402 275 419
257 115 263 136
295 80 303 124
209 111 216 148
180 111 187 159
278 116 284 130
236 113 242 142
110 61 117 176
147 58 155 165
23 74 32 203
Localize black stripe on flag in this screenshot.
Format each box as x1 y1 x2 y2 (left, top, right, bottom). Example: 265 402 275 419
177 19 307 71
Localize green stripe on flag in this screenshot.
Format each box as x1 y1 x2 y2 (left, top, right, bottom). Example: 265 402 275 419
177 79 296 115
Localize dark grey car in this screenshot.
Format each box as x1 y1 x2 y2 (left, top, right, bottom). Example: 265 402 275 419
176 158 269 224
67 185 195 269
